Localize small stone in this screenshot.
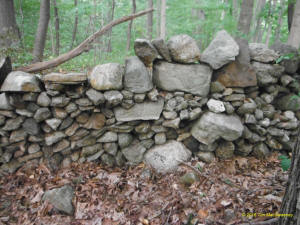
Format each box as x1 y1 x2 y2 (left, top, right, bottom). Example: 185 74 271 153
121 90 133 100
37 92 51 107
198 142 218 152
237 99 257 115
34 108 51 122
97 131 118 142
15 109 33 117
28 144 40 154
46 118 62 130
100 154 115 166
76 113 89 124
259 118 271 127
45 132 66 146
122 142 147 165
147 89 159 101
118 133 133 149
75 98 92 107
280 75 294 86
155 133 166 145
249 43 279 63
9 129 27 143
224 102 235 114
59 117 73 130
180 172 199 186
81 144 102 157
245 114 257 124
180 109 189 120
53 108 68 119
134 39 158 66
252 142 270 159
134 93 146 103
182 136 199 152
210 81 225 93
104 90 123 106
135 122 150 134
121 99 134 109
162 118 180 129
207 99 225 113
215 141 235 160
283 111 295 120
163 111 177 120
138 131 155 140
86 89 105 105
223 94 245 102
87 150 104 162
115 151 126 167
103 142 118 156
65 122 79 136
51 96 70 107
197 152 215 163
255 109 264 120
152 38 172 62
189 107 202 120
22 118 40 135
2 117 24 131
53 139 70 153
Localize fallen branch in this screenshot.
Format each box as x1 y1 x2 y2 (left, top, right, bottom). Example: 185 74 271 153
17 8 154 73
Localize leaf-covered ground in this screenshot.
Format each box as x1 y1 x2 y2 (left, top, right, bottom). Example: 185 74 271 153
0 153 288 225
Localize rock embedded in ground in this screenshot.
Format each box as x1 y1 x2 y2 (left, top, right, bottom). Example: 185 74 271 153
134 39 158 67
200 30 239 69
191 112 244 145
42 185 74 215
124 56 153 93
167 34 201 63
144 140 192 174
1 71 41 92
89 63 124 91
249 43 279 63
153 61 212 96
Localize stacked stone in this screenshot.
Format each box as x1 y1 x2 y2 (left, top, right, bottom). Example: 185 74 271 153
1 30 300 175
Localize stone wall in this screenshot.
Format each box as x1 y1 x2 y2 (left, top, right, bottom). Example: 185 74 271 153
1 30 300 174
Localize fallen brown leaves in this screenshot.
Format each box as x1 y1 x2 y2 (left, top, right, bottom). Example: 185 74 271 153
0 152 288 225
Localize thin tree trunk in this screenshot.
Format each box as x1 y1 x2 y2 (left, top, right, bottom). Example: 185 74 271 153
238 0 254 36
18 8 154 73
107 0 115 53
53 0 60 56
278 128 300 225
147 0 153 40
18 0 25 48
160 0 166 39
232 0 239 19
252 0 266 42
126 0 136 51
192 0 205 50
49 20 55 55
33 0 50 62
288 2 295 32
265 0 276 46
288 0 300 49
258 19 268 43
70 0 78 50
157 0 161 37
274 0 284 42
0 0 20 50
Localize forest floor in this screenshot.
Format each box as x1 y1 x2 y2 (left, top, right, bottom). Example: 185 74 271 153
0 152 288 225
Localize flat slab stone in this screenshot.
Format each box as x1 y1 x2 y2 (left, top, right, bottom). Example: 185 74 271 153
43 72 87 84
144 140 192 174
114 98 164 122
1 71 41 92
153 61 212 96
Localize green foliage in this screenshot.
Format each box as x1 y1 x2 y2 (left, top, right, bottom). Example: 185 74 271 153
276 53 296 64
278 155 291 171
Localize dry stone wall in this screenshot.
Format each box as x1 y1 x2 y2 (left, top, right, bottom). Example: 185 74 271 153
1 30 300 174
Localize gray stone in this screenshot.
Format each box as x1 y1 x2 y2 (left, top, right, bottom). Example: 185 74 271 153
283 111 295 120
51 96 70 107
100 154 115 166
81 144 102 157
124 56 153 93
28 144 40 154
189 107 202 120
118 133 133 149
114 98 164 122
267 127 285 136
144 140 192 174
198 142 218 152
0 115 5 126
115 151 126 167
207 99 225 113
147 88 159 101
16 109 33 117
135 122 150 134
65 102 77 114
44 72 86 84
252 142 270 159
90 63 124 90
252 62 284 87
197 152 215 163
223 94 245 101
152 38 172 62
134 93 146 103
76 135 96 148
280 75 294 86
122 142 147 165
191 112 244 145
155 133 167 145
59 117 73 130
22 118 40 135
46 118 62 131
121 99 134 109
45 132 66 146
0 93 12 110
104 90 123 106
151 125 167 133
138 131 155 140
37 92 51 107
103 142 118 156
121 90 133 100
53 140 70 153
259 118 271 127
2 117 24 131
275 94 300 112
210 81 225 93
43 185 74 215
87 150 104 162
249 43 279 63
1 71 41 92
34 108 51 122
167 34 200 63
255 109 264 120
75 98 92 107
0 160 23 174
134 39 158 66
162 118 180 129
9 129 27 143
245 114 257 124
86 89 105 105
153 61 212 96
140 139 154 149
97 131 118 142
200 30 239 69
215 141 235 160
180 109 189 120
180 172 199 186
237 99 257 115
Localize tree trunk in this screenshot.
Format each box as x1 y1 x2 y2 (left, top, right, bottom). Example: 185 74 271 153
18 8 154 73
0 0 20 50
288 0 300 49
160 0 166 39
238 0 254 37
107 0 115 53
157 0 161 37
278 128 300 225
288 2 295 32
232 0 239 19
126 0 136 51
274 0 285 42
147 0 153 40
70 0 78 50
53 0 60 56
192 0 205 50
33 0 50 62
252 0 266 42
265 0 276 46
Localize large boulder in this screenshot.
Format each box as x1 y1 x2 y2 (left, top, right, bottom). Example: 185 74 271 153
191 112 244 145
114 98 164 122
153 61 212 96
251 62 284 87
124 56 153 93
249 43 279 63
134 39 158 67
43 72 87 84
89 63 124 90
167 34 201 63
42 185 74 215
144 140 192 174
270 41 299 74
200 30 239 69
1 71 41 92
152 38 172 62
